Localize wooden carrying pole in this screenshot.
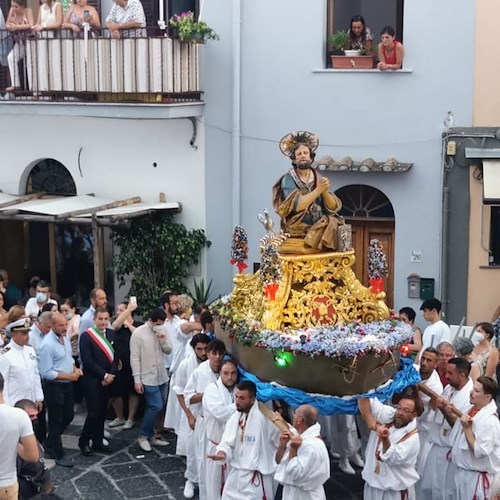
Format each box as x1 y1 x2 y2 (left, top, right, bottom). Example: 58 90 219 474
417 383 464 418
257 402 290 432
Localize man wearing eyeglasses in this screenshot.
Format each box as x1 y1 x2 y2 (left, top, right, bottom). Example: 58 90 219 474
358 395 423 500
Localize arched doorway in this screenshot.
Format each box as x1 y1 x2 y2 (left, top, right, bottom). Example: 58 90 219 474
26 159 77 196
335 185 395 307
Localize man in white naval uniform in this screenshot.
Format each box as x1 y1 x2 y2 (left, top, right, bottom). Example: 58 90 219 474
209 381 280 500
451 376 500 500
183 339 225 499
202 359 237 500
358 395 422 500
275 404 330 500
0 319 44 410
173 333 209 498
415 347 443 475
419 357 473 500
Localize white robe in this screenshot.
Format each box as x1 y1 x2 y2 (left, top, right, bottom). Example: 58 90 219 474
216 400 279 500
275 422 330 500
362 398 420 500
171 354 200 456
163 315 185 430
184 360 219 499
451 399 500 500
419 378 473 500
416 369 443 475
318 414 360 458
202 379 236 500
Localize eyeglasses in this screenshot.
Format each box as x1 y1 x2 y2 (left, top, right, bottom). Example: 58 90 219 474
395 406 414 415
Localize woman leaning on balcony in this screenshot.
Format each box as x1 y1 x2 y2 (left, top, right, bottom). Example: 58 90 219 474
376 25 404 71
62 0 100 35
346 15 373 51
32 0 62 37
5 0 34 91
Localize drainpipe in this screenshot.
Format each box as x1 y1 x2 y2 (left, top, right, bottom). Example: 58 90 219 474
441 132 450 319
231 0 241 228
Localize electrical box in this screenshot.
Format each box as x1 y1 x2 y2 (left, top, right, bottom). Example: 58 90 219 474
420 278 435 300
407 274 420 299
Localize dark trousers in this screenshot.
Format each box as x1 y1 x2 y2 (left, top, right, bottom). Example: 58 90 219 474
43 381 75 459
35 402 47 444
79 375 110 448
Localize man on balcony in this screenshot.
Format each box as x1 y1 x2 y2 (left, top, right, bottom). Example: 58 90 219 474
106 0 146 39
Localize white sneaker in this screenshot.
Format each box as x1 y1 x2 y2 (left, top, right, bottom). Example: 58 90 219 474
350 453 365 468
150 437 169 447
330 451 340 459
102 438 110 447
122 419 135 430
183 480 195 499
138 436 152 452
108 418 125 428
339 457 356 475
103 430 111 438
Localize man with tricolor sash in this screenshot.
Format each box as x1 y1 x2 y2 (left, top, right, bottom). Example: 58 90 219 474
79 307 117 456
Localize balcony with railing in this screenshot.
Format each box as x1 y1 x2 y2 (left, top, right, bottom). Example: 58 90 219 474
0 27 203 116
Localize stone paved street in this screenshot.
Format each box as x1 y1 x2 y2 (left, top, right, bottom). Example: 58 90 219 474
49 413 364 499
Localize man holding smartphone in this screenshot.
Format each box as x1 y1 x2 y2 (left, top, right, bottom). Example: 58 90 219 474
130 308 172 452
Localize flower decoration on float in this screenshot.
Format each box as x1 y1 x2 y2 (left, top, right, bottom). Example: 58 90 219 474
212 298 413 359
368 239 388 293
260 243 281 300
230 225 248 274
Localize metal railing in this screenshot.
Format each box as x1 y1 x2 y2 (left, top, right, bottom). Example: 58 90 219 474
0 28 202 103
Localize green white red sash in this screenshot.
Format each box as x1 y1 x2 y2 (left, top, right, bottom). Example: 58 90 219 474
86 326 114 364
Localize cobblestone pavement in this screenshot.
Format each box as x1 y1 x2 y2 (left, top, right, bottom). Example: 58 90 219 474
49 413 364 499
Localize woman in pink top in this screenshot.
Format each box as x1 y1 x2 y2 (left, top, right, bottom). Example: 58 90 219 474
377 26 404 71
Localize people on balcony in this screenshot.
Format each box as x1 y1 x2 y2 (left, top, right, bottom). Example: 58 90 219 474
33 0 62 37
62 0 100 35
5 0 34 92
105 0 146 39
377 26 404 71
346 15 373 51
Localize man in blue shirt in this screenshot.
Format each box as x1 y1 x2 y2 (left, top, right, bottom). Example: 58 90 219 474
39 312 82 467
79 288 108 335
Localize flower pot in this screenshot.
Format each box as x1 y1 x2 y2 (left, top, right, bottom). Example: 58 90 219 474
331 55 374 69
190 31 206 43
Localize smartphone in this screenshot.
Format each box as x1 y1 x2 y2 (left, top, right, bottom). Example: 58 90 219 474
130 296 137 306
83 9 90 18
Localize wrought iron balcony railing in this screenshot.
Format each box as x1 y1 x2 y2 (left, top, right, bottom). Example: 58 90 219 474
0 28 202 103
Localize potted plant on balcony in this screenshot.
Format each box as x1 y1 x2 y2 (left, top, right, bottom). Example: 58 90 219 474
329 30 374 69
169 11 220 43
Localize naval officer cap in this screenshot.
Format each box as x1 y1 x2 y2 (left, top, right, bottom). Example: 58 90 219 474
5 318 31 337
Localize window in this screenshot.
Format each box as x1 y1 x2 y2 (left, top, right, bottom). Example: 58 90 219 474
326 0 404 67
490 207 500 265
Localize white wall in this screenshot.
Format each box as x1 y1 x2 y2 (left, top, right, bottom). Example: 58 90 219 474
202 0 475 312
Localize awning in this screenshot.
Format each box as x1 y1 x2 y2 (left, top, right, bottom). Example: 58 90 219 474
482 160 500 204
0 193 181 224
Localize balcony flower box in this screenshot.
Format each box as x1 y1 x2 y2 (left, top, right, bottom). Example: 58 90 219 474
331 55 375 69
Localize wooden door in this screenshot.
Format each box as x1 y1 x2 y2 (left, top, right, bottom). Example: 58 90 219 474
349 220 395 308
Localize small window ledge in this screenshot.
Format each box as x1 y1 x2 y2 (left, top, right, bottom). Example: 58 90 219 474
479 265 500 269
312 68 413 74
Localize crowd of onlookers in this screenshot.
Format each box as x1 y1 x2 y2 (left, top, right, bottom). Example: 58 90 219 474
0 0 147 93
2 266 500 499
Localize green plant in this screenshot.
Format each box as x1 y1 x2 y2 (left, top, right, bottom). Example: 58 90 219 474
111 212 210 313
190 277 213 305
329 30 348 55
169 11 220 42
358 47 368 56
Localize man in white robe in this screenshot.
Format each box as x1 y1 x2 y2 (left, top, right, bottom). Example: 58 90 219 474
202 359 237 500
415 347 443 475
171 333 210 497
183 339 225 499
419 357 473 500
275 404 330 500
452 376 500 500
209 381 279 500
163 292 202 433
358 395 422 500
